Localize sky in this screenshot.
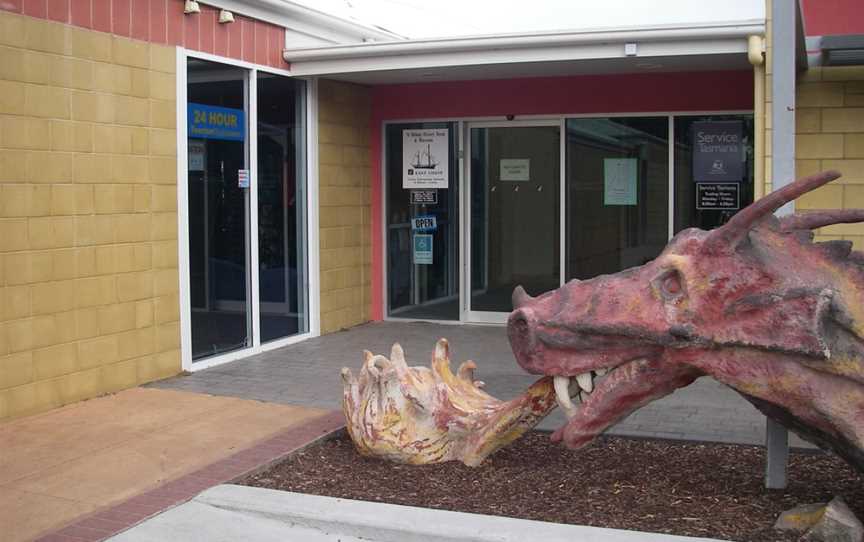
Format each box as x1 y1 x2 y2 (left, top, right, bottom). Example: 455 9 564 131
293 0 765 39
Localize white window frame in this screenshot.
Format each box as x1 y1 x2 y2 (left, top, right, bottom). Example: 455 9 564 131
381 110 753 326
176 48 320 372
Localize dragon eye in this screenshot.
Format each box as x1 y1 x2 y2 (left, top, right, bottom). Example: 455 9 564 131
657 269 685 300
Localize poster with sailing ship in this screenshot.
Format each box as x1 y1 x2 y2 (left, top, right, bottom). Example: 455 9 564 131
403 128 448 189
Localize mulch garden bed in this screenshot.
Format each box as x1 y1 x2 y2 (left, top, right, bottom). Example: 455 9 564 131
239 432 863 542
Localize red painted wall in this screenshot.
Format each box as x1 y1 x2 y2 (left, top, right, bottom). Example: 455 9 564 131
801 0 864 36
0 0 288 68
368 70 754 320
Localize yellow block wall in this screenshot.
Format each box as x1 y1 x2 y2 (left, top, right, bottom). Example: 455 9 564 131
0 11 181 421
317 79 372 334
795 66 864 250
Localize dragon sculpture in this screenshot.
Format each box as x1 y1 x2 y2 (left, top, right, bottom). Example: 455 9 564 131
343 171 864 472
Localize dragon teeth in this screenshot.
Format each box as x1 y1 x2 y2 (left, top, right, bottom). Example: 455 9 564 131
553 376 577 418
595 368 608 376
576 372 593 393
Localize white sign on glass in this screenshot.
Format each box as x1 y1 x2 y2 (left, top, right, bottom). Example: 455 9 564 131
403 129 449 189
603 158 638 206
499 158 530 181
188 139 205 172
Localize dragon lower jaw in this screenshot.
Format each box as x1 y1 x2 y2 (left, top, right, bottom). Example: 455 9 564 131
549 357 702 449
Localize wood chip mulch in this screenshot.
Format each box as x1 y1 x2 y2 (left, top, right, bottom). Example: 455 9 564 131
239 432 863 542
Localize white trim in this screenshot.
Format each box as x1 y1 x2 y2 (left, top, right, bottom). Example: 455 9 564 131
185 49 295 77
249 69 261 349
667 115 675 240
177 46 192 372
187 330 316 372
307 77 321 337
559 116 566 286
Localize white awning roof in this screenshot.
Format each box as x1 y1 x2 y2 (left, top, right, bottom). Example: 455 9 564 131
282 19 765 84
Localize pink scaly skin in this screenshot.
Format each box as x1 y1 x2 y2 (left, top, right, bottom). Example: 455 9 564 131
509 171 864 472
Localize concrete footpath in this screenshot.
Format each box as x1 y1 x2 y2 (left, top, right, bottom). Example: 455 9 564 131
0 388 336 542
108 484 729 542
153 321 811 448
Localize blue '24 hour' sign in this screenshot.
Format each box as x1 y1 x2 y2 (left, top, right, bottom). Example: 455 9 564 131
188 103 245 141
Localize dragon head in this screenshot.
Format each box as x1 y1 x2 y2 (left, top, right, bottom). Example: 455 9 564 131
508 171 864 471
342 339 557 466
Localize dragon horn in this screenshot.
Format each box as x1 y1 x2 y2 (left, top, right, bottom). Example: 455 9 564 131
704 170 842 252
512 285 534 309
780 209 864 232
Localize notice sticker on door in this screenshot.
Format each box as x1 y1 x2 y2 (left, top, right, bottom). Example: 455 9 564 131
413 234 433 265
238 169 250 188
411 215 437 232
188 140 205 172
603 158 638 206
403 129 449 189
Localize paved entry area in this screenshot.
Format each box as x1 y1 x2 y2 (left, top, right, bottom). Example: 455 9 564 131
152 321 810 447
0 388 329 542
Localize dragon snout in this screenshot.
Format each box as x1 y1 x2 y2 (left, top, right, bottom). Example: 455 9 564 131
508 308 542 372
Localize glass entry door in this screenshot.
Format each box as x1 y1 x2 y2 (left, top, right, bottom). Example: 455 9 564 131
466 123 561 323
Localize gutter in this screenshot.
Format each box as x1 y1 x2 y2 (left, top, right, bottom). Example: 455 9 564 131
203 0 403 44
283 20 765 62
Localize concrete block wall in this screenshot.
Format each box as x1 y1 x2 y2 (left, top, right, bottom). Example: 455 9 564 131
317 79 372 334
0 11 181 421
795 67 864 250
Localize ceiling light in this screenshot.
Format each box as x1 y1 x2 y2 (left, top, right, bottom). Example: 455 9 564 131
183 0 200 14
218 10 235 23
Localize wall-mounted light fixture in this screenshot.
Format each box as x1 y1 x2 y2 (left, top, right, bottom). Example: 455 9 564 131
218 9 235 23
183 0 201 14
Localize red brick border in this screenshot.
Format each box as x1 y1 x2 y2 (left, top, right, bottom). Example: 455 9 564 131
34 411 345 542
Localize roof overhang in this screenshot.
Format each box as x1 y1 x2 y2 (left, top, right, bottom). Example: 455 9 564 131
282 19 765 84
199 0 402 45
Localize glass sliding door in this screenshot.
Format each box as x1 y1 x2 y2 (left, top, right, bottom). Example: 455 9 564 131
385 123 460 320
565 117 669 280
186 57 309 364
257 75 307 341
187 59 250 360
468 124 561 321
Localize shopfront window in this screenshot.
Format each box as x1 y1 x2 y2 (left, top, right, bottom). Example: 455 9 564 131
565 117 669 280
186 58 307 362
257 75 307 342
674 115 754 233
385 122 459 320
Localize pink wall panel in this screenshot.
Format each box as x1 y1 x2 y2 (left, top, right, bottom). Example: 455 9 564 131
148 0 165 43
801 0 864 35
226 12 241 59
182 2 199 50
91 0 110 32
0 0 23 13
111 0 130 36
254 20 267 65
22 0 46 18
70 0 91 28
198 4 214 53
213 11 229 57
165 0 183 45
368 70 754 320
46 0 68 22
130 0 149 40
2 0 289 70
240 17 254 62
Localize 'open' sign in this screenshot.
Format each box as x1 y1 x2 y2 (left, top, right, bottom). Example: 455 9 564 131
411 215 437 231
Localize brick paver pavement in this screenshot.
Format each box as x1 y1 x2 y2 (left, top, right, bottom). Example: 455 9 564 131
152 321 812 448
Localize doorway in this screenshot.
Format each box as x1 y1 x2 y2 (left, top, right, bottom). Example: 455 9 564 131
465 123 562 323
